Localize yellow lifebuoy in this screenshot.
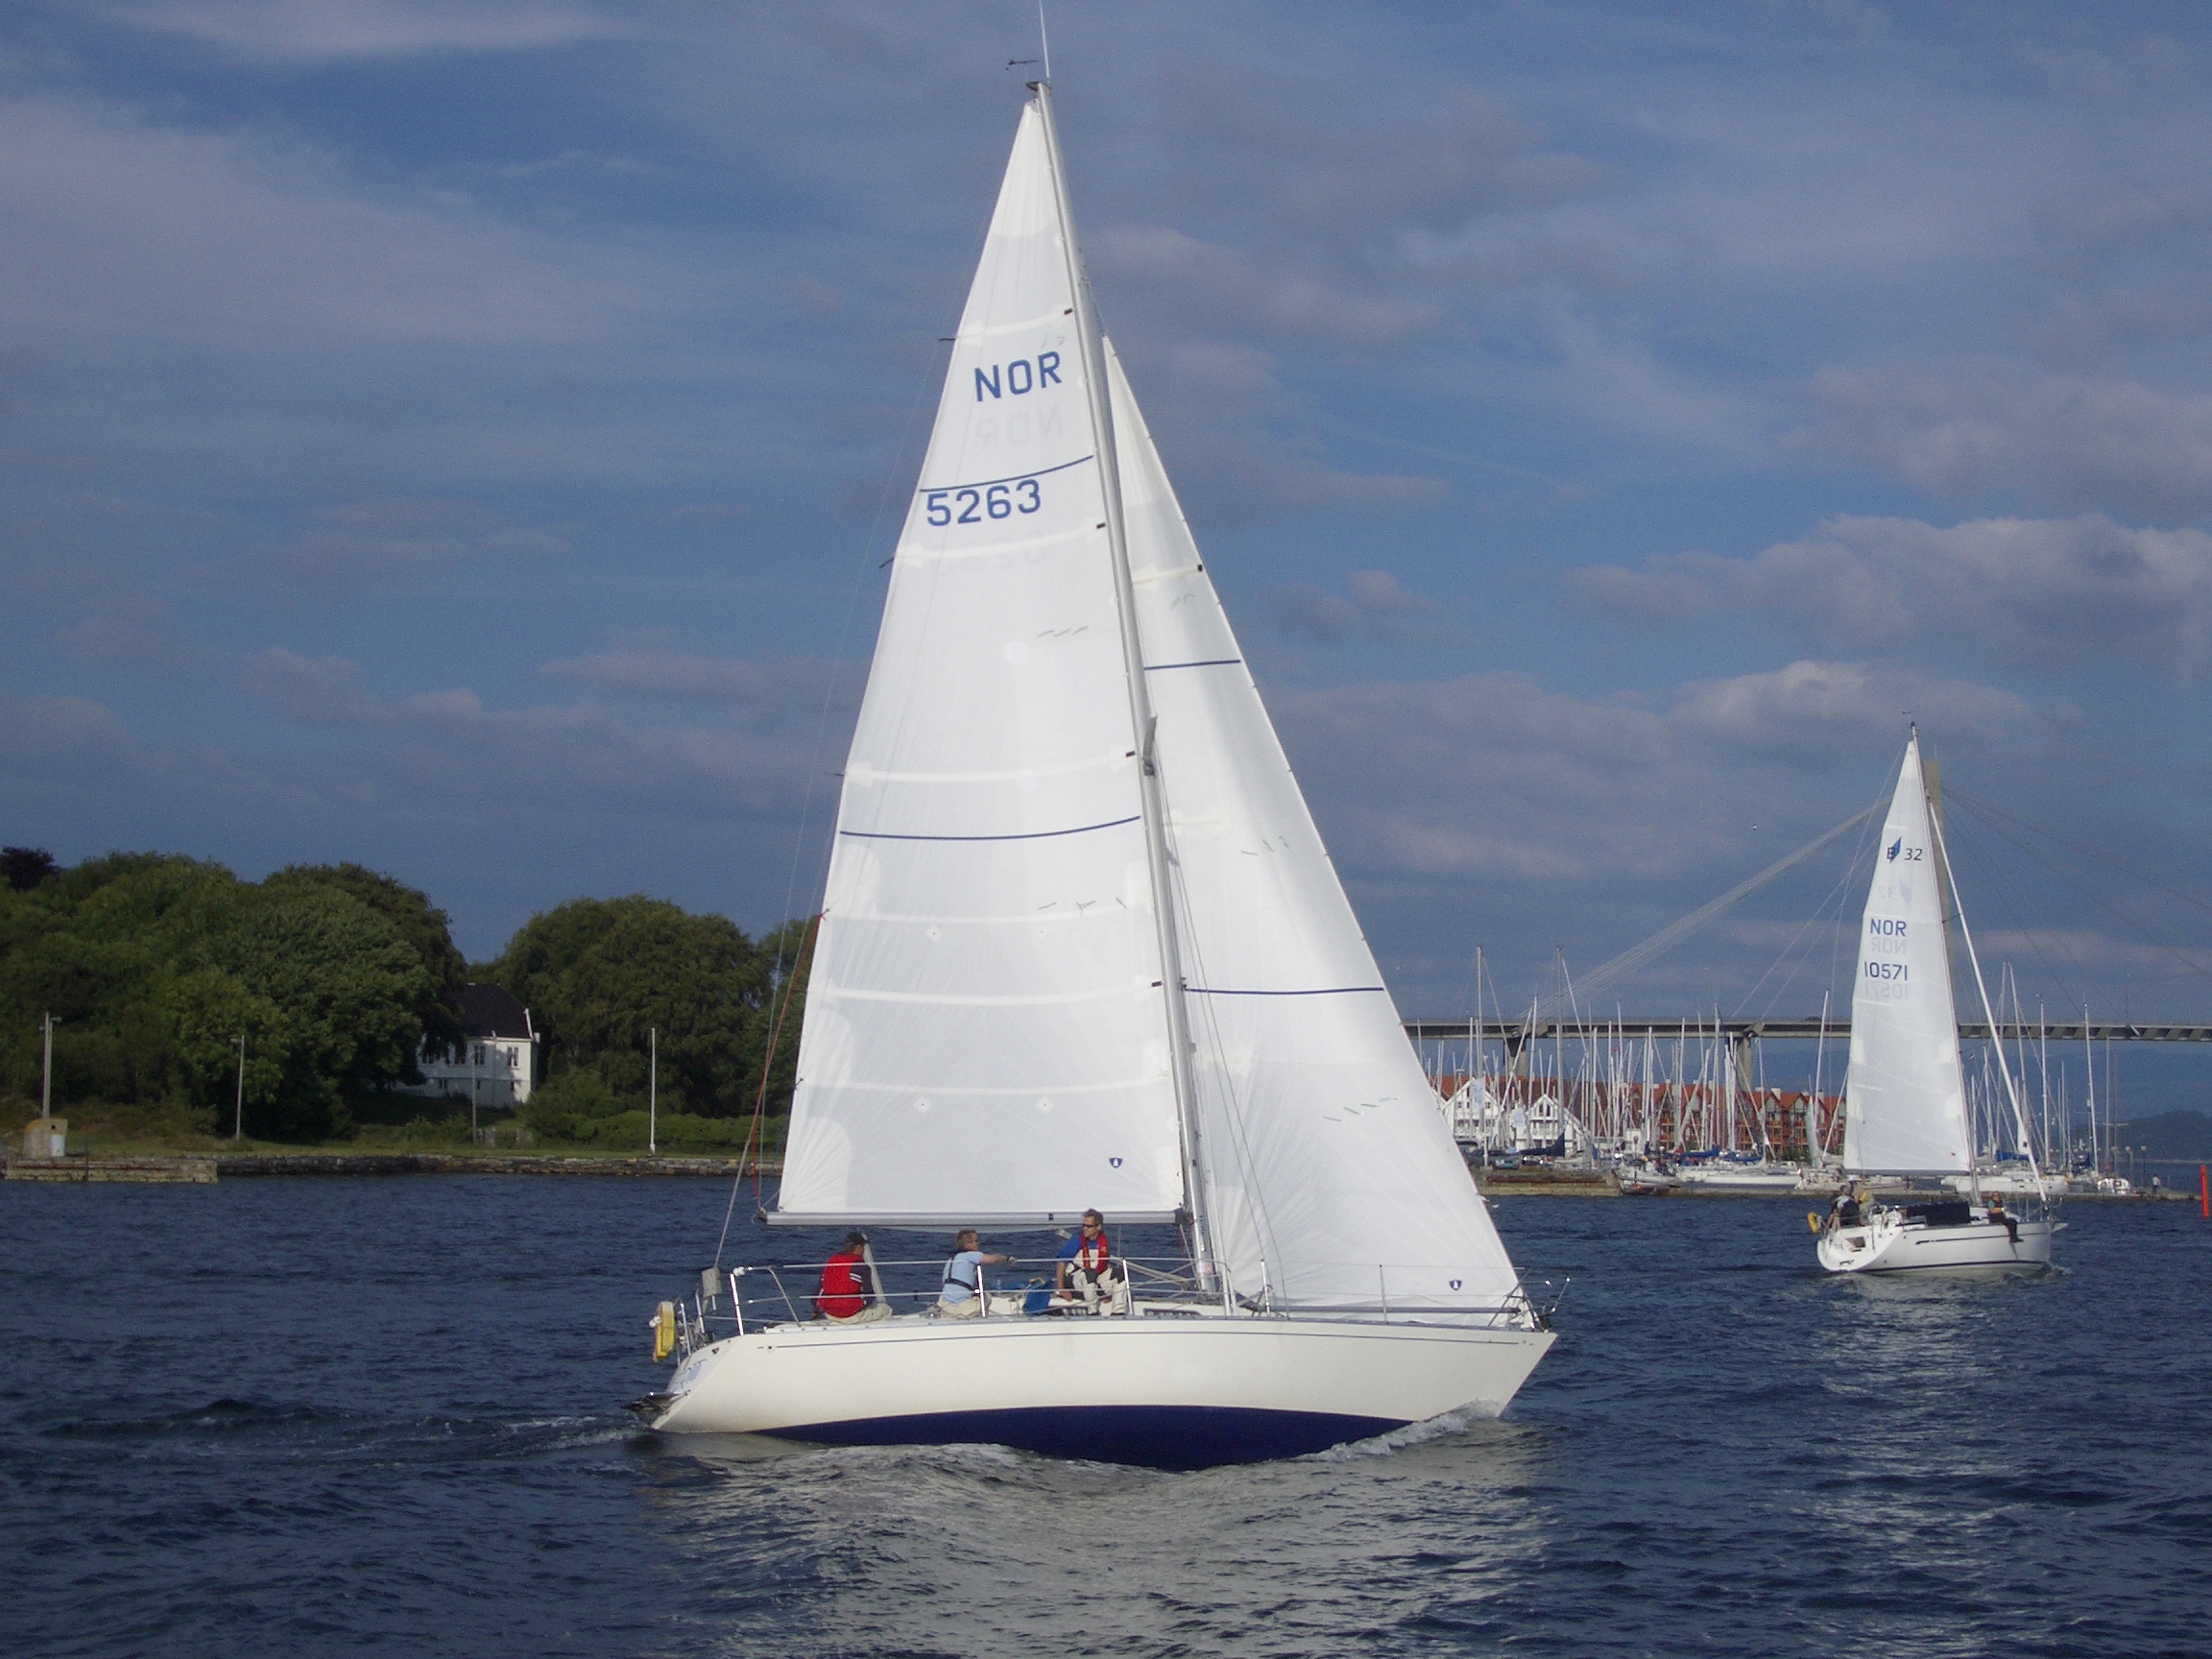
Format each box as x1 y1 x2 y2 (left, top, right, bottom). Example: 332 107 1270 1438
653 1300 677 1361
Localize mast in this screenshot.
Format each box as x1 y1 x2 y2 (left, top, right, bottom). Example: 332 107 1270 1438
1030 80 1215 1277
1811 988 1830 1168
2082 1008 2097 1174
1474 947 1485 1150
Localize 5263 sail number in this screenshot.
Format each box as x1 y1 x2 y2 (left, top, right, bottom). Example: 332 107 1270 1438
926 477 1043 526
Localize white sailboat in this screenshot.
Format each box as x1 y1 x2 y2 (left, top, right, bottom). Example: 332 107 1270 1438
641 84 1552 1465
1815 730 2053 1274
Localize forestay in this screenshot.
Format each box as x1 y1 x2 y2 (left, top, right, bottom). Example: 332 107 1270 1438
1108 345 1525 1321
1842 734 1974 1176
776 106 1185 1225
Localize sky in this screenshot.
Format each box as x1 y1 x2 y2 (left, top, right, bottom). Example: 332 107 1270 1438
5 1 2210 1070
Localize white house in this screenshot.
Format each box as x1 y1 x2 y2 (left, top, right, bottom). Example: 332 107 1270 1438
400 982 542 1109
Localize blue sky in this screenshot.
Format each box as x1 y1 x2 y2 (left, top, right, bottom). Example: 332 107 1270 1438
5 1 2210 1053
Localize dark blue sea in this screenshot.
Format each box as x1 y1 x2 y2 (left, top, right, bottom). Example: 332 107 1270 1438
3 1176 2205 1657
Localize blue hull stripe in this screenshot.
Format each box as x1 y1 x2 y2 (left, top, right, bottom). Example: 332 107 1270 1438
766 1405 1405 1470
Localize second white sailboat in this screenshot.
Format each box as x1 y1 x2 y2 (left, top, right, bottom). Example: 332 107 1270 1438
1815 731 2054 1274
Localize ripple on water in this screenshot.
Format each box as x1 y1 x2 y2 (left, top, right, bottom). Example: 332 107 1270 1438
1 1181 2204 1657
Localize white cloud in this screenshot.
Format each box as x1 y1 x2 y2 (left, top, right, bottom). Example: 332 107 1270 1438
232 646 851 816
60 596 226 678
0 679 845 953
1575 514 2212 675
204 498 566 597
104 0 625 62
1276 659 2032 886
238 647 380 726
1090 227 1443 354
1268 570 1472 649
0 693 141 780
1122 343 1446 525
0 93 676 357
1804 366 2212 519
541 646 854 733
1144 73 1608 250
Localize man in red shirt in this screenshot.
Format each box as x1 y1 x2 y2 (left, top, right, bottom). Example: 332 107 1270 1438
815 1231 890 1324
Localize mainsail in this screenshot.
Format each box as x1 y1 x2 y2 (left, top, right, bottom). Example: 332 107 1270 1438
1841 734 1974 1176
777 104 1182 1225
777 93 1525 1322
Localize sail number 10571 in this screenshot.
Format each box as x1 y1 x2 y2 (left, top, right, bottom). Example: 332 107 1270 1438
926 478 1043 526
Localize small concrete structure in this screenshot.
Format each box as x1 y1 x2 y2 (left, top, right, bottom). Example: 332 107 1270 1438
20 1116 65 1158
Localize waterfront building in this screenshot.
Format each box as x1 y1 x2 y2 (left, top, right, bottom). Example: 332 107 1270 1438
399 983 541 1109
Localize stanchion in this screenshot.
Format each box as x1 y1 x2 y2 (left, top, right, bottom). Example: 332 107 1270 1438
2200 1164 2207 1219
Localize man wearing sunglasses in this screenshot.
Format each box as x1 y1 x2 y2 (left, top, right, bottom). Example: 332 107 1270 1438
1055 1209 1120 1312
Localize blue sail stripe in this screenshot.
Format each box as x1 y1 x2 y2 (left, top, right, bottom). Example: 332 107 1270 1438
840 815 1140 844
1186 985 1386 997
916 454 1094 494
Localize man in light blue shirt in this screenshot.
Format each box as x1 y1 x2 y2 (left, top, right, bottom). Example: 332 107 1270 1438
936 1229 1015 1318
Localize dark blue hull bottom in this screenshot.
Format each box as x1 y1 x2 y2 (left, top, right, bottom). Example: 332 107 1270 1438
769 1406 1406 1470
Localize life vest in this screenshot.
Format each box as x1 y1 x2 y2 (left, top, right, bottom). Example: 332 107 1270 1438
817 1252 867 1318
1071 1231 1111 1273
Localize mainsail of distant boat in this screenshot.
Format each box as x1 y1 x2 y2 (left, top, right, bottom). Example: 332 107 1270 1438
639 84 1551 1466
1816 731 2052 1273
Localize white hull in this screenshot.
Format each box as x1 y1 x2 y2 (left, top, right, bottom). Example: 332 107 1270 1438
1672 1164 1804 1193
652 1311 1553 1468
1945 1168 2060 1196
1817 1207 2052 1274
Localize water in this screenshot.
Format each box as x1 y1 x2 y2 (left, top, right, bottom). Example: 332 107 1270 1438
3 1179 2205 1657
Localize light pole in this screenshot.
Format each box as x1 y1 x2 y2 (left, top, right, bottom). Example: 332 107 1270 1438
41 1012 58 1121
233 1033 246 1141
648 1026 658 1154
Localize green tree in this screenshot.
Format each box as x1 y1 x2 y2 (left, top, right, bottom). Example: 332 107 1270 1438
490 896 804 1127
0 851 461 1142
0 854 239 1111
265 864 468 1068
3 848 59 892
218 880 434 1138
162 968 290 1133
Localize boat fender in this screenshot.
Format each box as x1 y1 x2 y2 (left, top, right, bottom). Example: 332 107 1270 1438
652 1301 677 1361
1806 1212 1822 1234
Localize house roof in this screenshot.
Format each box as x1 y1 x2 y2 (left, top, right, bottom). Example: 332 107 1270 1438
454 982 534 1041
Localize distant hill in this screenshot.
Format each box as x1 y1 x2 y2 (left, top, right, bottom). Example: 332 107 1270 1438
2114 1110 2212 1160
